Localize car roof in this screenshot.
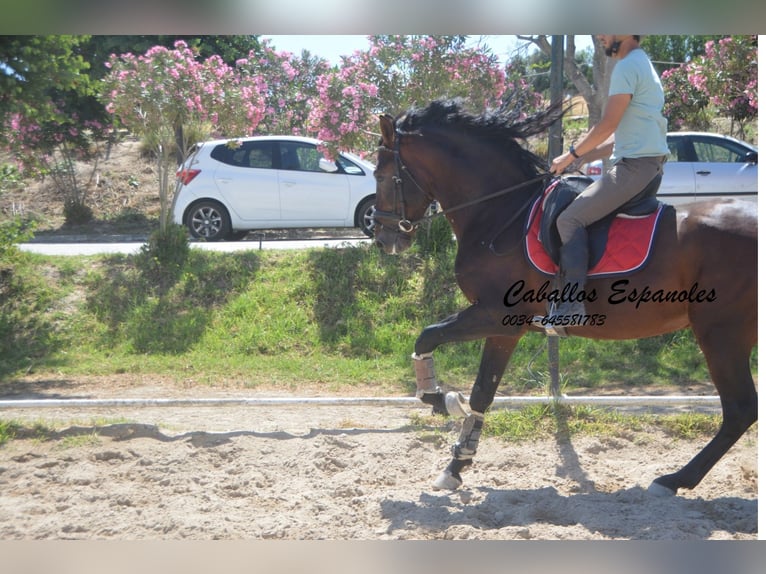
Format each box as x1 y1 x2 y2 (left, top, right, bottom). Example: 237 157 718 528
199 135 322 147
190 135 375 167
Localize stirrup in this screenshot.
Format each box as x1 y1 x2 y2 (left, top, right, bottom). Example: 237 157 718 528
532 300 586 337
532 315 568 337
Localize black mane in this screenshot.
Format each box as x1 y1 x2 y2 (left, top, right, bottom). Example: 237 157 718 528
396 98 563 177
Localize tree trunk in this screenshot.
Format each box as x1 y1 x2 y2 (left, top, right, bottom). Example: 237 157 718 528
517 35 612 127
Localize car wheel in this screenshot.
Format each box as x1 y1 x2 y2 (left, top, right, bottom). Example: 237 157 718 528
356 197 376 238
186 201 232 241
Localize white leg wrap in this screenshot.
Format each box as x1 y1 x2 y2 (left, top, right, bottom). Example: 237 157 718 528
412 352 439 398
452 411 484 460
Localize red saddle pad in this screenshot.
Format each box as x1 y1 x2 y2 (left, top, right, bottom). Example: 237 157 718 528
525 197 665 278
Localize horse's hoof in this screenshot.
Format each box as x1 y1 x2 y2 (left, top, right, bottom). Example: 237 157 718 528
445 391 471 418
647 480 677 497
432 470 462 490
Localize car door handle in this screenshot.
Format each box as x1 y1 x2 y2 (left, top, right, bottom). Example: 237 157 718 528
695 170 711 176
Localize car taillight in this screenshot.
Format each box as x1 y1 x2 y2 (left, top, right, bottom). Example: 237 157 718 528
176 168 201 185
586 165 602 176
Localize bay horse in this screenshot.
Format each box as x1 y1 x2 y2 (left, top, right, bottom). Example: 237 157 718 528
373 98 757 496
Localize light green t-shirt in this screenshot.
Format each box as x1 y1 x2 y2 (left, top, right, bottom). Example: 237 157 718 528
609 49 670 161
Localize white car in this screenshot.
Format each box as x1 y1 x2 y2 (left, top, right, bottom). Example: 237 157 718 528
581 131 758 205
172 136 377 241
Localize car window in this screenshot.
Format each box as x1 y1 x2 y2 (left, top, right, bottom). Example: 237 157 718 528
211 140 275 169
688 138 749 163
278 142 326 172
667 139 681 162
337 156 364 175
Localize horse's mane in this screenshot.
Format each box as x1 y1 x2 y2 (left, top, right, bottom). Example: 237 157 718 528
396 98 563 177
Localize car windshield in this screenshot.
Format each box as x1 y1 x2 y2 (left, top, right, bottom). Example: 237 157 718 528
341 151 375 170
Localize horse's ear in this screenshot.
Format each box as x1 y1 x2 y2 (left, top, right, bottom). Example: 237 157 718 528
379 114 395 148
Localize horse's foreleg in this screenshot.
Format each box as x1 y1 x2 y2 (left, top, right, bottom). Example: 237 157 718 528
411 304 499 416
432 335 520 490
412 351 448 415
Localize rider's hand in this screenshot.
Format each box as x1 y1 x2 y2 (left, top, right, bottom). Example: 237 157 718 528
550 151 577 176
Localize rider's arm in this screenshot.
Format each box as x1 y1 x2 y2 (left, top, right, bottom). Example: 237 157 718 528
550 93 631 175
577 135 614 164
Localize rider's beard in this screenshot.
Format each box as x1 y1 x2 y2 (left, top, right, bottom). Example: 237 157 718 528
604 39 622 57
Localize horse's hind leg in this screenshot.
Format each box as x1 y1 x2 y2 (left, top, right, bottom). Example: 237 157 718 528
649 323 757 496
432 335 519 490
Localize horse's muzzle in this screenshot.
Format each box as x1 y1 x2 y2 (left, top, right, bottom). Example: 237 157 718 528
374 226 413 255
372 208 416 254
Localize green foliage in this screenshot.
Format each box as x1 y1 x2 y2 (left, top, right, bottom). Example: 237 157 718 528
0 163 23 194
1 245 751 399
483 403 726 442
641 35 722 75
0 217 35 261
63 199 94 225
85 247 259 355
135 224 190 287
0 35 93 126
0 252 63 378
413 216 455 257
0 420 21 446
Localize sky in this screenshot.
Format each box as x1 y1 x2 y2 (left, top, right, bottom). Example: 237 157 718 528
262 35 593 65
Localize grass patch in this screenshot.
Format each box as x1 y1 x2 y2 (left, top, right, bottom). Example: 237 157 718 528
0 419 55 445
0 420 21 446
0 241 756 395
0 416 133 446
483 404 729 442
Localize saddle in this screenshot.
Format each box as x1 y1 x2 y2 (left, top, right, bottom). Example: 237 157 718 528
526 173 667 278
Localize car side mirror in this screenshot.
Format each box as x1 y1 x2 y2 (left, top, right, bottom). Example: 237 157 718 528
743 151 758 164
319 158 339 173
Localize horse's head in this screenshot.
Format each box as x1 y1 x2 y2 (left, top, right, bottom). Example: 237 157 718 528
372 114 434 255
373 99 564 255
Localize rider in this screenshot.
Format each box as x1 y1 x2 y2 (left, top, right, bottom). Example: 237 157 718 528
548 35 669 328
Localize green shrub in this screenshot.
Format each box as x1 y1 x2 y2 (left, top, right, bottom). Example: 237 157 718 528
135 224 190 288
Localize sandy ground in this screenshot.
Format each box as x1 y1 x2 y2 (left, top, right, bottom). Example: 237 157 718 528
0 377 757 540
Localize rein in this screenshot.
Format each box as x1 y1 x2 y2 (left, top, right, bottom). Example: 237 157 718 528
375 135 551 242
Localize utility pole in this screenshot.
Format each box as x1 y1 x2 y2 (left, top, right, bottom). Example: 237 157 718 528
547 35 564 397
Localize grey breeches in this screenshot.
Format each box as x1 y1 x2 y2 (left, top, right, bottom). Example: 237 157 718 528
557 155 666 244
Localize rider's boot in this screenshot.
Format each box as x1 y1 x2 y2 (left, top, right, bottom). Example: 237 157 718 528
549 226 589 327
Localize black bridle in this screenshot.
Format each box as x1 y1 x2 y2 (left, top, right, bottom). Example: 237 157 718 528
373 130 552 237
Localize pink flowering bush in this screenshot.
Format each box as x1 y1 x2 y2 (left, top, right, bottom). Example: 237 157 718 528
2 106 110 224
103 40 266 149
236 40 331 136
307 69 379 158
661 35 757 136
307 35 507 156
101 40 267 231
502 58 545 121
661 64 712 130
700 35 757 133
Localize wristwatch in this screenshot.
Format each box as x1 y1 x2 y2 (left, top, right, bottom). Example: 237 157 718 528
569 144 580 159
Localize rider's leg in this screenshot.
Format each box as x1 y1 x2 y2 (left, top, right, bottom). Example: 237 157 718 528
553 156 665 323
558 155 666 242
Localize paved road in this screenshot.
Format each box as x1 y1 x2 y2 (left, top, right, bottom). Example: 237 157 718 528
20 238 372 256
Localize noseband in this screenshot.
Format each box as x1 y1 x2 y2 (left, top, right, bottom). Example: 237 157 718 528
374 129 552 236
373 134 424 234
